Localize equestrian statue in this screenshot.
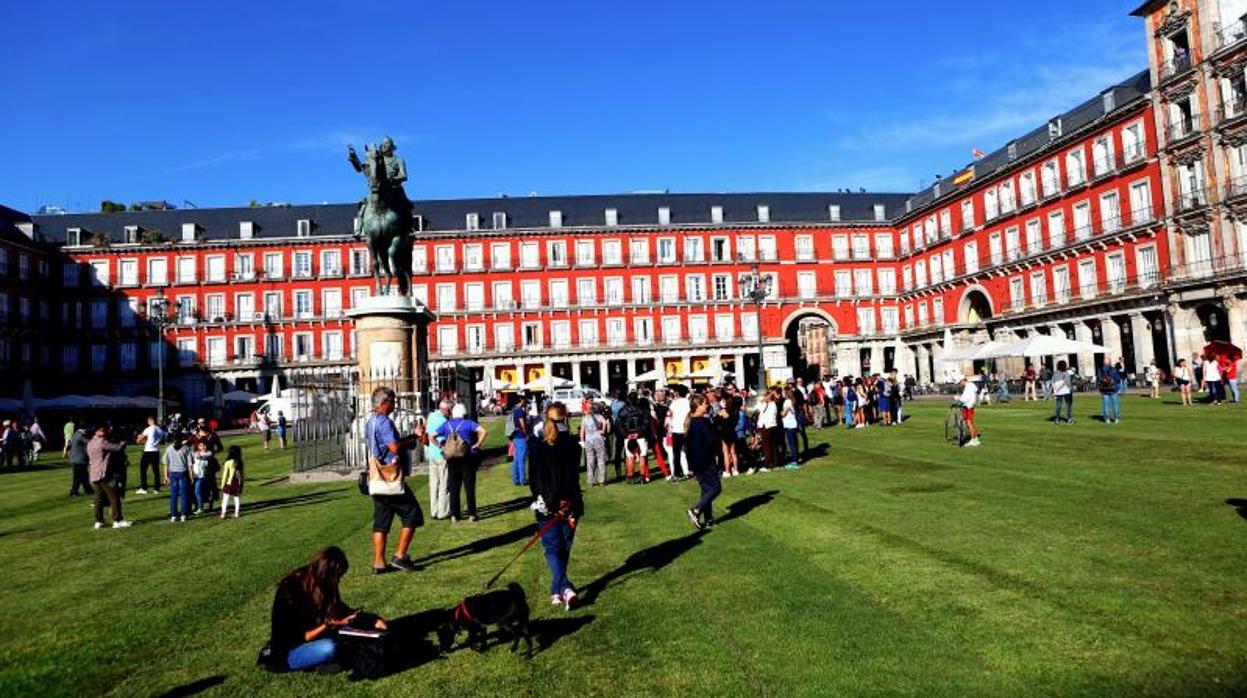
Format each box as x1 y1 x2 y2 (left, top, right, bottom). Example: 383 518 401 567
348 136 415 296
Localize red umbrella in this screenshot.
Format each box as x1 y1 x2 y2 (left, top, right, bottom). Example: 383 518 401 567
1203 340 1243 362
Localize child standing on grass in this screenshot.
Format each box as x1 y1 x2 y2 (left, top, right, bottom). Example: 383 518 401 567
192 441 215 514
163 436 192 522
219 445 244 519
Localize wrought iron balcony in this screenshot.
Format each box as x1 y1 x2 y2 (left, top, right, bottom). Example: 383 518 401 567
1161 52 1193 81
1168 113 1203 141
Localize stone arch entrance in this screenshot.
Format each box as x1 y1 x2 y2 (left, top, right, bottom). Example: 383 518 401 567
958 286 995 324
782 309 838 381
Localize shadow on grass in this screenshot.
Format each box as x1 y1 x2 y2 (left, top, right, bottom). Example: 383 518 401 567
473 496 531 521
578 531 708 607
413 523 537 568
155 674 225 697
1225 498 1247 521
884 483 955 496
242 491 347 516
799 444 829 463
716 490 778 524
534 614 595 651
0 462 64 474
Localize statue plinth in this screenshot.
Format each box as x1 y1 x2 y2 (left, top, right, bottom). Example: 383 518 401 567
348 295 436 414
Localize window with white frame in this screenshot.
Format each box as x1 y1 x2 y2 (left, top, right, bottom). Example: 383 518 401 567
323 289 344 317
321 250 342 276
856 307 876 335
599 317 623 347
520 242 540 269
903 305 914 328
575 240 595 267
62 345 79 372
834 270 852 298
632 317 652 345
182 223 200 242
119 298 137 327
1107 252 1126 293
939 209 952 237
577 278 597 305
1137 245 1159 287
829 204 841 221
1077 258 1098 298
661 315 682 343
550 321 571 349
657 207 671 225
412 284 428 305
349 249 368 276
797 271 817 299
435 245 455 273
629 238 650 264
1100 191 1121 232
1073 201 1092 240
657 238 676 263
712 314 732 341
264 291 282 319
1000 180 1016 213
548 241 568 267
1010 277 1025 310
491 243 511 270
294 290 314 319
1053 265 1071 303
925 215 938 244
205 336 226 365
235 253 255 280
741 312 758 340
984 188 999 220
1030 272 1048 305
1129 180 1153 224
551 280 571 307
756 205 770 223
349 287 368 310
493 212 507 230
1093 136 1115 176
412 246 428 273
495 323 515 352
932 297 944 324
176 257 196 283
792 235 813 261
579 320 599 348
709 205 724 224
1020 171 1037 205
88 344 107 371
264 334 283 361
437 326 458 355
263 252 283 278
1005 227 1020 261
873 204 886 221
960 198 975 231
917 302 929 326
236 293 255 320
1122 120 1146 162
631 276 651 303
605 208 618 226
1048 210 1067 249
688 315 709 342
878 268 896 294
882 307 899 333
942 249 955 279
492 281 513 310
604 277 624 305
603 239 622 265
685 275 705 302
736 235 756 261
988 234 1003 265
930 253 944 284
205 294 225 321
1025 219 1042 255
875 233 894 258
293 251 313 278
119 259 138 286
463 244 483 271
436 283 457 313
851 234 870 260
712 274 732 301
1066 147 1086 185
832 235 849 261
758 235 777 261
205 255 226 282
684 236 705 263
710 237 730 262
90 299 108 328
324 331 344 360
1041 159 1060 197
521 280 541 309
296 219 311 237
177 338 197 367
914 259 928 288
854 269 873 296
465 212 480 231
118 342 136 370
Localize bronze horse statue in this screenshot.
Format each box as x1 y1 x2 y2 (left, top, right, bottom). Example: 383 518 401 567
349 140 413 296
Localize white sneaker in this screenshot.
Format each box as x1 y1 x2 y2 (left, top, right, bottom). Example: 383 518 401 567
136 488 147 494
112 520 132 529
170 516 178 522
966 438 981 447
94 522 104 530
550 594 563 606
179 516 187 522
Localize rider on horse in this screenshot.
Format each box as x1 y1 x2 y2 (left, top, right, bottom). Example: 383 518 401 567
348 136 413 238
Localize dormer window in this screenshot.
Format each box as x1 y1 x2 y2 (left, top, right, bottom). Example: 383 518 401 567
710 206 724 224
1102 90 1116 113
465 213 480 231
1007 142 1018 160
934 181 943 198
873 204 886 222
605 208 618 226
657 206 671 225
492 212 507 230
66 228 82 246
296 219 311 237
829 205 841 222
239 221 256 240
756 205 770 223
1048 118 1063 140
549 210 563 228
123 225 140 244
181 223 201 242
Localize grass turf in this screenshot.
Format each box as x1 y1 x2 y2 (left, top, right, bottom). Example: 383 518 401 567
1 396 1245 696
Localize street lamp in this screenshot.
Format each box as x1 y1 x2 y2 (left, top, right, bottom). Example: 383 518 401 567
149 289 182 423
738 253 773 393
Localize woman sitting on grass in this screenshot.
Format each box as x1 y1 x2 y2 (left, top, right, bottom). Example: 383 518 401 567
263 546 387 672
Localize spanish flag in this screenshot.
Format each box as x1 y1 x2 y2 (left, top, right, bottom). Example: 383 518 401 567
971 148 985 158
953 169 974 186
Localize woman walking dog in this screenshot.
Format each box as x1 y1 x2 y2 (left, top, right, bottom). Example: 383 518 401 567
528 403 584 609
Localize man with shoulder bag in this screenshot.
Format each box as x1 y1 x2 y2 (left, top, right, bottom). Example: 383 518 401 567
365 387 423 575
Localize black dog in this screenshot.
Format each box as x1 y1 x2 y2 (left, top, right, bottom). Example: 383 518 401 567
437 582 533 658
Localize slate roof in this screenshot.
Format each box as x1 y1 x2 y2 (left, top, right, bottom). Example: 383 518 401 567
899 69 1152 221
24 192 910 246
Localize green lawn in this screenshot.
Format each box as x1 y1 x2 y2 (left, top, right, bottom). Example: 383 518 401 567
2 396 1246 696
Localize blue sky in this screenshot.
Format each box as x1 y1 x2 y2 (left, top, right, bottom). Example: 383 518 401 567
1 1 1146 213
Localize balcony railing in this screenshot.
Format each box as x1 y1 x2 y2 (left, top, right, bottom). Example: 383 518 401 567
1179 189 1209 212
1226 175 1247 199
1217 96 1247 124
1161 52 1193 81
1168 113 1203 141
1122 143 1147 165
1218 18 1247 50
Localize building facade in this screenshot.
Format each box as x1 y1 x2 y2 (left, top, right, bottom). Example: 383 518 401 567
4 0 1246 406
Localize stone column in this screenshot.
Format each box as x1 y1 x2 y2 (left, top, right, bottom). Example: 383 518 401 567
1099 316 1123 363
1167 302 1200 367
571 361 582 387
1222 292 1247 351
1074 321 1096 375
734 352 746 380
916 345 930 383
599 358 609 389
1129 313 1155 370
627 355 638 383
868 343 884 376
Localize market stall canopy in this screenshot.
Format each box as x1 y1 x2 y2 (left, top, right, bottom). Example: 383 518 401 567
203 390 261 404
940 342 1008 362
631 367 668 383
982 335 1109 358
521 376 575 392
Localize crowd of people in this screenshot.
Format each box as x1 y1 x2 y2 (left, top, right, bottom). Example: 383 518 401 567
0 417 47 467
59 414 244 529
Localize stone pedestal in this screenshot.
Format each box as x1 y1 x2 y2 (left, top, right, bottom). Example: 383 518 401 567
347 295 436 414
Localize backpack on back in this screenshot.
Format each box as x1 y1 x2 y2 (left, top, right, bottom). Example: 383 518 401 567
442 420 469 459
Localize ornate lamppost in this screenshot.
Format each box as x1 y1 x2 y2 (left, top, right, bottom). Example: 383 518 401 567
738 254 773 392
149 289 182 423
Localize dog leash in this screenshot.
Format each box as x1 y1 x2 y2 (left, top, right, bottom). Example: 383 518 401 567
484 507 573 589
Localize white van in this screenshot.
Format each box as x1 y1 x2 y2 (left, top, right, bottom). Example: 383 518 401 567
549 388 609 415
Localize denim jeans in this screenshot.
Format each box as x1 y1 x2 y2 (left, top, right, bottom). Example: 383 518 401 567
1053 394 1073 422
694 469 722 521
168 472 191 517
1100 393 1121 421
784 428 799 464
1228 380 1241 403
287 638 336 671
538 513 575 596
511 435 527 485
194 477 214 511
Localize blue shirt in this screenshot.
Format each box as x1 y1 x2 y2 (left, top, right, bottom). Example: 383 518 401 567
426 410 448 460
436 418 482 453
510 407 526 439
366 413 400 466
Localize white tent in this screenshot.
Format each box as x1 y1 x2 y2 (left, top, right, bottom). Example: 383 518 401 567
940 342 1008 362
127 396 163 409
85 395 121 408
521 376 575 392
34 395 93 409
203 390 260 404
631 367 668 383
982 335 1109 358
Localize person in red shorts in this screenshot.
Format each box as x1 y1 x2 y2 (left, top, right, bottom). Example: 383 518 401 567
957 375 981 447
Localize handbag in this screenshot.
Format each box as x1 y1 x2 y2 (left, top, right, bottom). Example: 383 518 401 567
365 418 406 497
